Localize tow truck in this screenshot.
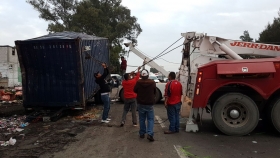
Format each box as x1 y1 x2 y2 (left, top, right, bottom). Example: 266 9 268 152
180 32 280 136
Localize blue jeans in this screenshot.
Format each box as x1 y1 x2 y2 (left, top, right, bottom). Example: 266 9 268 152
138 104 154 136
101 94 110 120
167 102 182 132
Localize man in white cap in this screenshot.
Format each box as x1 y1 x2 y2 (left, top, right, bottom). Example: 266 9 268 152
134 69 156 142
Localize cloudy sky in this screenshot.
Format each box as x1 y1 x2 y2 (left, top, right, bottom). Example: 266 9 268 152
1 0 280 72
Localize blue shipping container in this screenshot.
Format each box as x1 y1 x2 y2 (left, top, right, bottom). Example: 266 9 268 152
15 32 110 108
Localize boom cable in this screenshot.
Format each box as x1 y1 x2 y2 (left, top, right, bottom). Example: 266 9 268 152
135 47 181 64
135 37 184 71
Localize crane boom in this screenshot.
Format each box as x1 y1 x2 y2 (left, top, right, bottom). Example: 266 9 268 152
124 43 170 77
182 32 280 58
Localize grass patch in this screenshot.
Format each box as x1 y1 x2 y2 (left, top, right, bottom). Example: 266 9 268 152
180 146 212 158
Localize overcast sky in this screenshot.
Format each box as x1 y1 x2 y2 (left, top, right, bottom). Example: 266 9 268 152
1 0 280 72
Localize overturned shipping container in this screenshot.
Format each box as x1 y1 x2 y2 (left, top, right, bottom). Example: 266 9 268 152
15 32 110 109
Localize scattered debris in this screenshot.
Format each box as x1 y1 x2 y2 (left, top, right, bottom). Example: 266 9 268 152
0 137 16 146
74 108 101 120
0 87 22 102
68 132 77 137
214 135 218 137
252 141 257 144
0 115 28 132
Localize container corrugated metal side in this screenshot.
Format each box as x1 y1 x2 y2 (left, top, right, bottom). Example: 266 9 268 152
15 32 110 109
80 39 110 100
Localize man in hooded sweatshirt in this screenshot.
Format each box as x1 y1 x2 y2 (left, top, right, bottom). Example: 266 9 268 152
134 69 156 142
94 63 111 123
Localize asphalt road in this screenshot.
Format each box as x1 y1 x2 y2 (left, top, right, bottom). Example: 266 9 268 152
39 101 280 158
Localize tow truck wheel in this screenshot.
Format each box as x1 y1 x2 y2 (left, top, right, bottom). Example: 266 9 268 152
268 97 280 133
212 93 259 136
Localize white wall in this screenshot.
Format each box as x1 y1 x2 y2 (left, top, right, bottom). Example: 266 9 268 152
0 46 21 87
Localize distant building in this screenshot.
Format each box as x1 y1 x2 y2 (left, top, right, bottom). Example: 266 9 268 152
0 45 22 88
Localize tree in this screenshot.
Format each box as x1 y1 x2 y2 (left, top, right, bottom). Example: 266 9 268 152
240 30 253 42
27 0 142 73
258 9 280 44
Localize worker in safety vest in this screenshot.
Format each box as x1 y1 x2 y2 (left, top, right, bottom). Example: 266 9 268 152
164 72 183 134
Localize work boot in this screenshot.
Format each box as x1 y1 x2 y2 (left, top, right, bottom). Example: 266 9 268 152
139 134 145 138
147 135 154 142
120 122 124 127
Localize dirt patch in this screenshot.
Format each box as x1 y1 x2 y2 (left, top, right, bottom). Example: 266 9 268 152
0 102 25 117
0 105 103 158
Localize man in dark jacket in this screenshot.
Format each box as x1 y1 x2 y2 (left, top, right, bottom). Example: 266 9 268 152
95 63 111 123
134 69 156 142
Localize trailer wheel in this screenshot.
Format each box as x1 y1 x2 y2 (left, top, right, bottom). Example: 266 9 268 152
212 93 259 136
268 97 280 133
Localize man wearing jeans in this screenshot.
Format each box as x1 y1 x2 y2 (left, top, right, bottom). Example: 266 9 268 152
134 69 156 142
120 67 141 127
95 63 111 123
164 72 183 134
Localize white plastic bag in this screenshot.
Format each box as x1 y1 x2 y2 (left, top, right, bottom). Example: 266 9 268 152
8 137 16 146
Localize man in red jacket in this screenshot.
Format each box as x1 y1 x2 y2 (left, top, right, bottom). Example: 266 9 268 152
164 72 183 134
120 56 127 78
120 66 141 127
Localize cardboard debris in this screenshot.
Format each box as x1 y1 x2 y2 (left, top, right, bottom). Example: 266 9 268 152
180 95 192 118
74 108 101 120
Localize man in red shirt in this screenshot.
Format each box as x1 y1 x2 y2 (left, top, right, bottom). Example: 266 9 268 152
164 72 183 134
120 67 141 127
120 56 127 78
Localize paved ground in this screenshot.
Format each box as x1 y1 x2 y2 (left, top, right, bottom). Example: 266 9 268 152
40 101 280 158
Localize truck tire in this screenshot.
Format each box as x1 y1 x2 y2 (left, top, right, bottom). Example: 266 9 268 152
212 93 259 136
119 88 124 102
267 97 280 133
155 88 161 103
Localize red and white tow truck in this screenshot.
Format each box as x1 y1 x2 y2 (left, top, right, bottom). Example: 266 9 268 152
180 32 280 135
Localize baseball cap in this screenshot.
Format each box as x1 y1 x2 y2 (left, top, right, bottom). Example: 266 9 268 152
141 69 149 77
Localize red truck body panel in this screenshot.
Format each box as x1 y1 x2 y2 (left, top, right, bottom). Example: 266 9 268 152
193 57 280 108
